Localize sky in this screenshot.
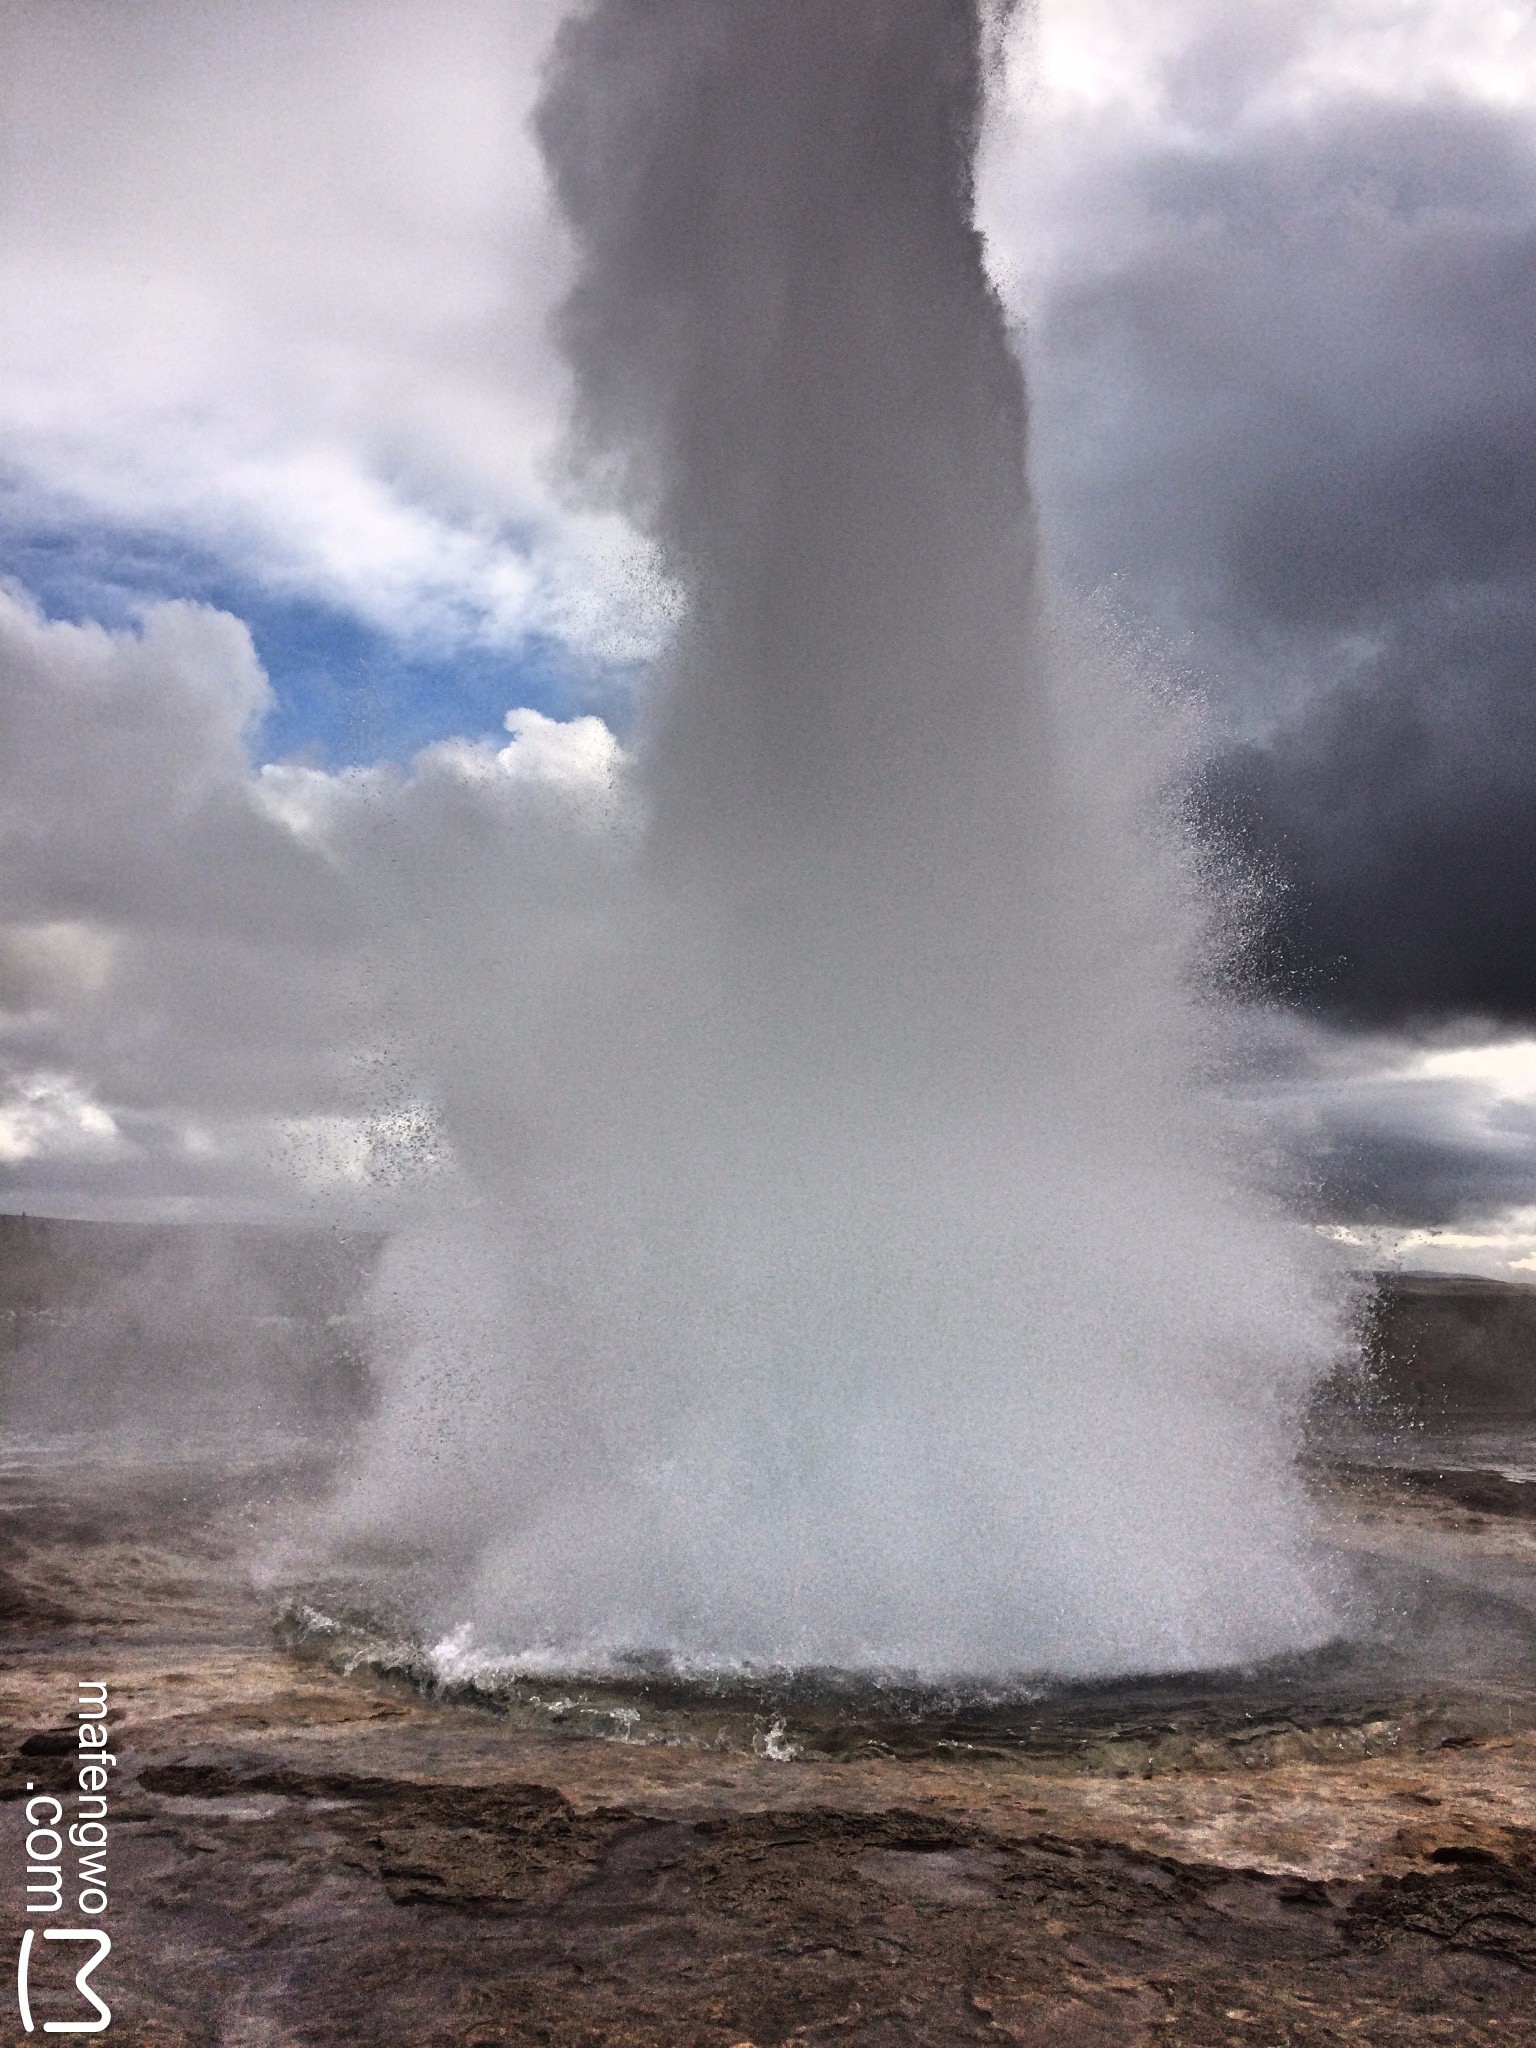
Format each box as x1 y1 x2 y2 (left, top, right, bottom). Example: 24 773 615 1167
1 0 1534 1276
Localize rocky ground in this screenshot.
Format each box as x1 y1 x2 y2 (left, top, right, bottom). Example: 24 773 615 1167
3 1446 1535 2046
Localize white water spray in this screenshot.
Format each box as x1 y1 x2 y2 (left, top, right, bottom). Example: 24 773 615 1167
332 0 1346 1679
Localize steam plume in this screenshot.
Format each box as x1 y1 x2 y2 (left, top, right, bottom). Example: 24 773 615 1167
333 0 1345 1678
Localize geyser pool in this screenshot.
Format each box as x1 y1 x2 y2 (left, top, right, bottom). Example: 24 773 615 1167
327 0 1350 1679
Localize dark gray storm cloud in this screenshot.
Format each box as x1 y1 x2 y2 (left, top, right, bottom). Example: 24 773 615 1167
1259 1039 1536 1227
1033 94 1536 1028
1309 1113 1536 1228
1204 588 1536 1026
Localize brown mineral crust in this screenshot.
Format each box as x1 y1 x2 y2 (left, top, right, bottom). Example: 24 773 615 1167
1320 1458 1536 1526
93 1763 1536 2045
5 1452 1536 2044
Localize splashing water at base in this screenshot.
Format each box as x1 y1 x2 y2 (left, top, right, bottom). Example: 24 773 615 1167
325 0 1352 1682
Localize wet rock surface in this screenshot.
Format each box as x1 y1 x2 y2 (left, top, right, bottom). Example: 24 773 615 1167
4 1450 1536 2044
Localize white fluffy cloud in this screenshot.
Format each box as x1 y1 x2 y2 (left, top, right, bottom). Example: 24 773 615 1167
0 586 629 1216
0 0 664 663
1027 0 1536 122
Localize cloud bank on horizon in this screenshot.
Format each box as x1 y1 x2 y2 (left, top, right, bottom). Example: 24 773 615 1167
2 0 1534 1273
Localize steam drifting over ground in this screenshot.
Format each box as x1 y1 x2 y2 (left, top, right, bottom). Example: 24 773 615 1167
320 0 1350 1682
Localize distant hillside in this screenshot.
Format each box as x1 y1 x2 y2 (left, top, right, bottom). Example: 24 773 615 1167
0 1213 380 1316
1359 1270 1536 1422
4 1220 1533 1437
0 1213 384 1434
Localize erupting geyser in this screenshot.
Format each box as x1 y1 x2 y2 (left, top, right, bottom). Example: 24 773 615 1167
332 0 1347 1678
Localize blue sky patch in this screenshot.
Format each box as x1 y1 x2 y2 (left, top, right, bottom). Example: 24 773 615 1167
0 485 640 767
